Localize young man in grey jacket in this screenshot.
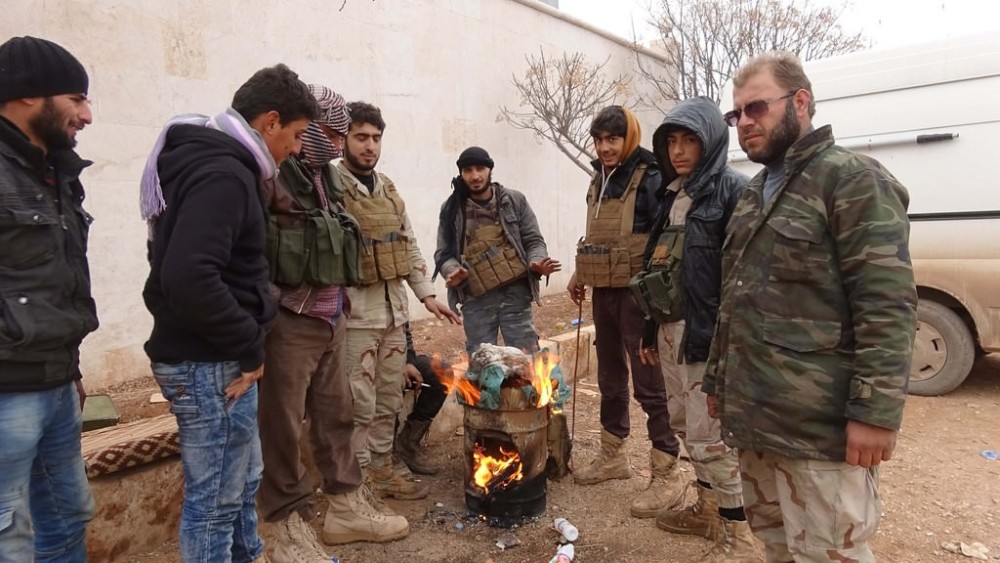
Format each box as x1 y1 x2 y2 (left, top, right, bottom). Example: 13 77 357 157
433 146 560 355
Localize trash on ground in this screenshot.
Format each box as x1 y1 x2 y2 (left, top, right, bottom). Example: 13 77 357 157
495 531 520 550
941 541 990 560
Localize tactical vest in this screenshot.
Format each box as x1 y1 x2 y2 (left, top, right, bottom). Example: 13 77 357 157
463 222 528 297
629 225 685 324
265 161 362 288
341 173 412 285
575 163 650 288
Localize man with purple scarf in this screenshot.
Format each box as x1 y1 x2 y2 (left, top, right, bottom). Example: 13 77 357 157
140 64 318 563
258 85 408 561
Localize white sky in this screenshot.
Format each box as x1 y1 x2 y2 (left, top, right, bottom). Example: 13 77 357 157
559 0 1000 51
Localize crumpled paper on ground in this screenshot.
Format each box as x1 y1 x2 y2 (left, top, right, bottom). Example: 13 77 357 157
941 541 990 560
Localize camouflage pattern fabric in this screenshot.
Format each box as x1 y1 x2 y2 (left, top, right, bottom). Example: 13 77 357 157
659 323 743 509
461 280 538 355
740 450 881 562
347 324 407 468
703 125 917 461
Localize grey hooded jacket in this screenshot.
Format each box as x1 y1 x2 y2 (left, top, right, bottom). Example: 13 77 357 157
642 96 749 362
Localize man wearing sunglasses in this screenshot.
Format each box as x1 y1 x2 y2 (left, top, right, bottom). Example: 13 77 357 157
704 52 917 562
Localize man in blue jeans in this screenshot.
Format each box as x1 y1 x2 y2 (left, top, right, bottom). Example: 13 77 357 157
0 36 98 563
140 65 320 562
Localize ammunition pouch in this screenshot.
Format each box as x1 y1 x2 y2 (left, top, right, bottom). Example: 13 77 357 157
463 225 527 297
360 234 412 285
629 227 685 323
266 207 363 287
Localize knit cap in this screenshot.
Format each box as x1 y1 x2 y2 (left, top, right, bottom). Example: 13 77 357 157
456 146 494 170
0 36 88 102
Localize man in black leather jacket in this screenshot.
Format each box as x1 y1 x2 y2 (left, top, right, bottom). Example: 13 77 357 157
0 36 98 562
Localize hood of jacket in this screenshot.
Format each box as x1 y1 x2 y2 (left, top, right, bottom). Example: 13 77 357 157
158 124 260 189
652 96 730 201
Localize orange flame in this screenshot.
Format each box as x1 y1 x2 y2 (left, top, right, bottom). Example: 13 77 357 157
432 353 481 405
472 443 524 494
531 350 559 408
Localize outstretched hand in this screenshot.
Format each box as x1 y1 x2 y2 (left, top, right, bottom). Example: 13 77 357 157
530 257 562 277
423 296 462 325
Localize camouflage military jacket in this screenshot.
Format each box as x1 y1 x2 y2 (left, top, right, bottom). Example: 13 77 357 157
702 125 917 461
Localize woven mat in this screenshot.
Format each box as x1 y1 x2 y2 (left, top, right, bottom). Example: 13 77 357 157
82 414 180 478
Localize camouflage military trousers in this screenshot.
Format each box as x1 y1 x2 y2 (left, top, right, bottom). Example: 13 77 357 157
346 323 407 468
460 279 538 355
740 451 882 562
658 323 743 509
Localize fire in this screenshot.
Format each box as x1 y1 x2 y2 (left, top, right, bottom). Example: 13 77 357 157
472 443 524 494
432 353 481 405
531 350 559 408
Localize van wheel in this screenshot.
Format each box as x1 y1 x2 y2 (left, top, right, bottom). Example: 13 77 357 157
909 300 975 396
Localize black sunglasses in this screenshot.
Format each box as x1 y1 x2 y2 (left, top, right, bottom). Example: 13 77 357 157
723 91 797 127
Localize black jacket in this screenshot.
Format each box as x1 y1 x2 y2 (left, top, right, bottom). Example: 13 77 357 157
643 97 748 362
143 125 276 372
0 117 99 391
588 146 661 235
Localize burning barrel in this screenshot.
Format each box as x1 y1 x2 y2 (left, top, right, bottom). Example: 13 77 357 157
436 344 570 520
463 401 549 518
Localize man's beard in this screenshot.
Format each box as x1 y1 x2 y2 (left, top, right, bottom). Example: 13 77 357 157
467 172 492 196
344 145 377 173
29 98 76 151
746 101 800 165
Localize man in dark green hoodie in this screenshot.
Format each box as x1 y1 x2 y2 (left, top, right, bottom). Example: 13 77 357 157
634 97 754 561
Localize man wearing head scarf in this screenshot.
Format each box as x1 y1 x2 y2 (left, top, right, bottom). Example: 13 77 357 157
566 106 684 517
0 35 97 562
258 85 408 561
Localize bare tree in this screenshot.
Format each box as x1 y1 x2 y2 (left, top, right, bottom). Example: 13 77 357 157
637 0 868 106
499 49 632 175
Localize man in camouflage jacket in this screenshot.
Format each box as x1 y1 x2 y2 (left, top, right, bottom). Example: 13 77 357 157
704 52 917 562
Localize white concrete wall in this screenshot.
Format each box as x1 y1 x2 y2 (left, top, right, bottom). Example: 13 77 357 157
2 0 668 389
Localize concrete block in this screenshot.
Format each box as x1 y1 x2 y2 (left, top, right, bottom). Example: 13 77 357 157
86 458 183 562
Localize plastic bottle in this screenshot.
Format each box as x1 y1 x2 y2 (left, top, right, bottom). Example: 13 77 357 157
548 543 575 563
553 517 579 542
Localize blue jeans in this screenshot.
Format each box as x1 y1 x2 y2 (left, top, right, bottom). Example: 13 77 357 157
0 382 95 563
153 361 264 563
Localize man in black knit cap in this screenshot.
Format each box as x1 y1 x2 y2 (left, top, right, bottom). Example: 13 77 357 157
433 146 560 356
0 35 98 562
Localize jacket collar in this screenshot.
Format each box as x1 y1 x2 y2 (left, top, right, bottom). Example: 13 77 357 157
0 116 91 181
779 124 833 176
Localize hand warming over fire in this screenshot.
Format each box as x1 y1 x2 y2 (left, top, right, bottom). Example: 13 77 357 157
423 296 462 325
445 266 469 288
530 257 562 277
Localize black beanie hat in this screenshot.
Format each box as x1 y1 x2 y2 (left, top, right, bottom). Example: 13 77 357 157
0 36 89 102
456 146 494 170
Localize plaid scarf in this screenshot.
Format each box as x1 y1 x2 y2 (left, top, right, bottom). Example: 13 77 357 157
139 108 275 238
300 84 350 210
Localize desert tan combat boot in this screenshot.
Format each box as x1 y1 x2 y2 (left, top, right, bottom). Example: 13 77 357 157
629 448 686 517
270 511 336 562
369 461 429 500
322 487 410 545
656 480 720 538
574 429 632 485
700 517 758 563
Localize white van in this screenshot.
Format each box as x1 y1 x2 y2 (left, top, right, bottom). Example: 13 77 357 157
722 34 1000 395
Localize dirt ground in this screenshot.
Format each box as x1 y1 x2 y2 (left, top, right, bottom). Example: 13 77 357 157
117 293 1000 562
